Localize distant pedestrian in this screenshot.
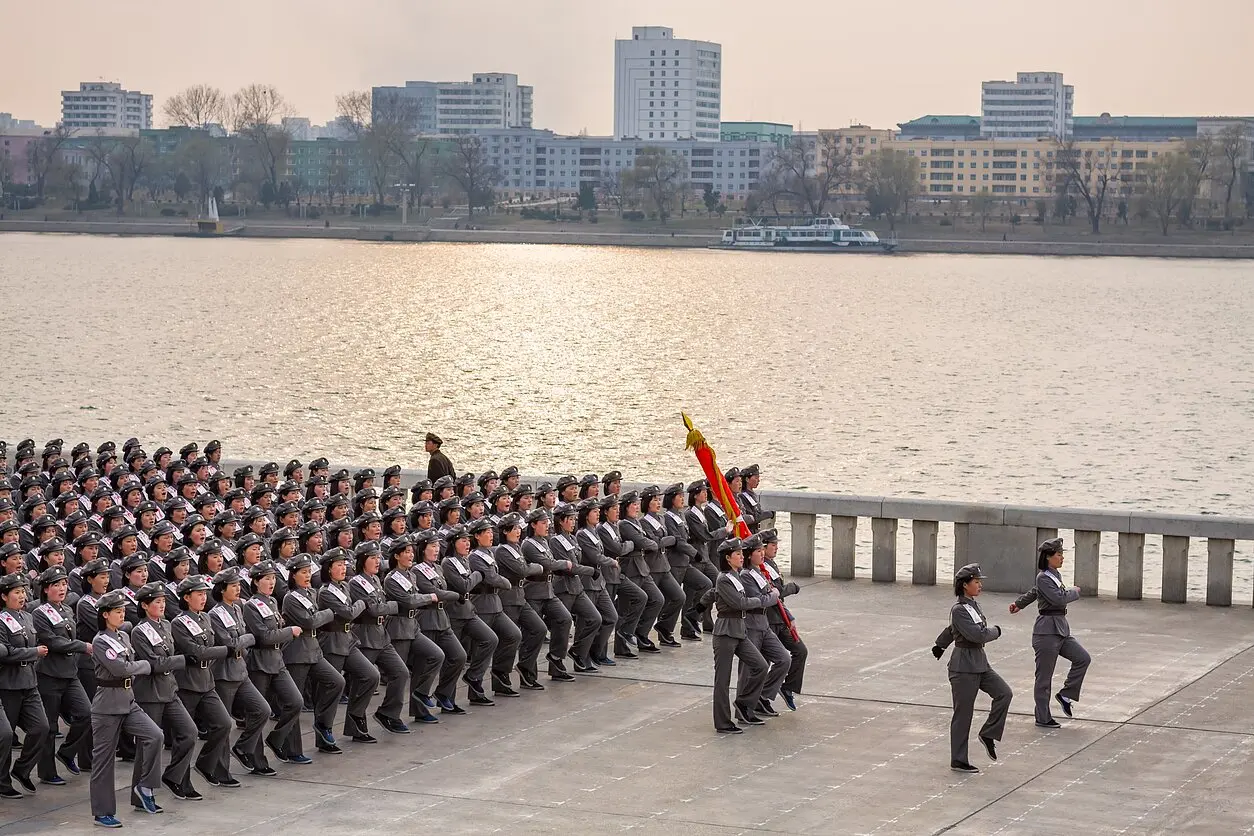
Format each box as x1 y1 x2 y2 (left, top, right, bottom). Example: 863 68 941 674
425 433 455 483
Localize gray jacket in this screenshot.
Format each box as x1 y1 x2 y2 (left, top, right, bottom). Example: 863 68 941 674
494 542 541 607
664 510 700 571
739 569 775 632
317 581 366 656
281 586 333 665
616 518 656 579
548 533 594 597
468 547 511 615
130 617 185 703
91 629 151 714
1014 570 1079 637
242 592 297 673
576 527 615 591
687 505 725 565
761 559 800 627
383 568 432 641
0 608 41 690
33 601 87 680
208 602 256 682
520 538 561 600
641 514 675 574
411 561 459 631
172 610 229 693
711 572 774 640
942 597 1002 674
348 573 397 650
594 523 631 585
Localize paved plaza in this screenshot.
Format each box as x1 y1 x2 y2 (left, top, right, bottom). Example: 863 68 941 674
3 579 1254 835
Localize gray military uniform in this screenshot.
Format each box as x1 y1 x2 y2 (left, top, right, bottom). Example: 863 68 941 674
549 533 600 665
738 569 792 702
410 559 468 701
316 580 379 737
0 607 50 794
467 546 522 684
1014 570 1091 724
280 586 344 755
441 554 498 685
710 572 770 731
241 592 302 759
170 609 234 781
347 573 407 720
576 527 621 661
32 599 92 781
89 628 163 818
130 617 195 790
383 567 446 714
940 597 1012 763
494 542 547 680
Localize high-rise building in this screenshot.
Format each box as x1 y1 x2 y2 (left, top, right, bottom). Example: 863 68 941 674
980 72 1072 141
372 73 533 136
60 82 152 131
613 26 721 142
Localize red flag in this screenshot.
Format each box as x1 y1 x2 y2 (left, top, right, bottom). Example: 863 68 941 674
682 412 799 642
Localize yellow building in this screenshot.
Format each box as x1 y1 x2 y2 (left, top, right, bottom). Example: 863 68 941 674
817 126 897 195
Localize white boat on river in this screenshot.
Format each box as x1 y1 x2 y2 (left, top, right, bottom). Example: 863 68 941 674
713 214 896 253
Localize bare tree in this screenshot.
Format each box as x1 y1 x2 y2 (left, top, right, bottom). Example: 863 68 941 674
115 136 156 203
622 146 687 222
1052 141 1122 234
371 90 429 213
437 135 499 215
231 84 291 195
164 85 226 128
335 90 400 205
1179 134 1215 225
761 135 854 216
176 133 225 208
1213 124 1246 225
1139 152 1192 235
599 170 626 216
859 148 920 230
970 191 996 232
25 126 75 201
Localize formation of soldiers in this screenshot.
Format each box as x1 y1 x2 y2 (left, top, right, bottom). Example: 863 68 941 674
0 434 807 828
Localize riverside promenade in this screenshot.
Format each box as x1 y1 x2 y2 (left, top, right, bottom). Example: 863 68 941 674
4 579 1253 835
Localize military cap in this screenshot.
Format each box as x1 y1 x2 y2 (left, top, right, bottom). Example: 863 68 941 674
45 438 65 451
432 475 454 491
353 488 379 505
96 588 130 611
250 559 279 578
534 481 555 497
242 505 268 522
331 468 350 482
577 474 598 489
73 530 103 549
466 517 494 536
120 553 148 574
618 490 640 507
741 534 764 553
37 564 69 589
233 465 254 479
0 572 28 594
259 462 280 476
177 575 212 597
954 563 986 582
77 468 99 484
461 491 485 507
380 485 404 502
21 494 48 512
212 511 240 529
436 497 460 514
425 432 442 446
179 443 199 457
196 537 223 556
601 470 622 486
153 446 172 460
717 537 744 555
443 524 469 542
274 501 301 520
208 471 230 485
353 540 381 558
576 498 600 514
177 473 200 488
64 508 88 526
325 518 352 536
740 463 761 479
33 514 59 531
597 495 617 511
165 546 193 566
249 484 274 500
413 529 440 548
101 507 127 523
301 497 326 513
125 448 147 463
80 557 110 578
38 536 67 556
286 553 314 573
387 536 413 555
278 480 302 496
409 479 432 499
305 475 329 488
134 499 160 515
381 506 406 523
283 459 302 477
0 542 21 560
493 512 522 531
355 512 383 529
474 470 496 488
211 566 243 587
326 494 349 510
556 475 578 492
500 466 520 480
525 508 550 525
456 473 475 487
236 532 266 552
205 440 221 454
663 482 685 500
759 528 779 545
135 581 167 604
271 526 299 544
320 547 350 568
486 487 510 505
353 468 375 481
0 499 12 515
120 437 139 453
113 525 139 542
69 441 89 458
310 457 330 471
553 503 577 519
511 483 533 498
1038 537 1064 555
639 484 661 501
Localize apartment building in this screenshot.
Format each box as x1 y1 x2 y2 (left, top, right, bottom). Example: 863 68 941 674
372 73 534 136
613 26 721 141
61 82 152 131
981 72 1073 141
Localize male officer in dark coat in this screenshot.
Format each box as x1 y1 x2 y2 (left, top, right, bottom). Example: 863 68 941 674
425 434 455 483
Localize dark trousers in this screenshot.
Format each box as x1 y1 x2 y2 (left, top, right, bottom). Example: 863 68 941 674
451 616 498 685
215 677 271 770
0 687 49 789
1032 633 1091 723
712 635 766 731
249 669 302 757
527 597 572 668
745 626 791 701
76 661 96 769
653 570 687 635
628 573 664 640
325 648 380 736
178 687 232 780
138 699 197 788
949 669 1012 763
420 629 468 702
37 674 90 780
558 592 602 664
772 624 808 694
674 566 713 633
504 604 547 678
477 611 522 680
391 635 444 702
285 660 344 755
694 561 718 629
89 705 161 817
608 580 646 647
360 645 408 721
586 588 619 660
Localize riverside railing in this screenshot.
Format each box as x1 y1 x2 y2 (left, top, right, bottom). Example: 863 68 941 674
758 490 1254 606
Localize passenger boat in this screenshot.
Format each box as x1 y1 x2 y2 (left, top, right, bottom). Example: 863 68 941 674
713 214 896 253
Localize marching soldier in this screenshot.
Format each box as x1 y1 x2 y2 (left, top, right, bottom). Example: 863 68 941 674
465 518 522 698
662 483 711 640
575 499 620 668
207 568 272 776
706 539 771 734
617 492 664 653
347 542 409 734
760 529 806 711
316 549 381 743
596 495 644 659
32 566 92 786
738 536 792 718
493 514 548 691
932 563 1011 773
0 573 50 798
170 575 237 788
240 560 305 764
737 465 774 534
441 526 500 704
409 530 469 712
1009 538 1091 728
382 536 445 724
279 554 344 760
548 505 600 673
521 511 575 682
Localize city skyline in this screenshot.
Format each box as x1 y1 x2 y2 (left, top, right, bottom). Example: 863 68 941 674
2 0 1251 135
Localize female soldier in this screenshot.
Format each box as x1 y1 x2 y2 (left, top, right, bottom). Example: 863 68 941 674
206 567 270 776
617 492 663 653
32 565 92 786
241 560 303 766
316 548 380 743
520 512 573 683
0 573 51 797
1009 537 1090 728
130 582 199 800
170 575 237 789
706 539 771 734
465 517 522 697
441 526 499 703
382 536 446 724
279 554 344 760
410 531 468 712
738 536 792 718
640 486 684 647
347 542 408 734
161 548 194 614
548 506 600 673
934 563 1011 773
597 495 643 659
575 499 620 668
662 483 710 641
759 529 805 711
88 589 165 826
493 514 547 691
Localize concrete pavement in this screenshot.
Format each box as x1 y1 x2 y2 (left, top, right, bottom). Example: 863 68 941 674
3 579 1253 834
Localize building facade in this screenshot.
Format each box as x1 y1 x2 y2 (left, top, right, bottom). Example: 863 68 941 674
720 121 792 147
613 26 721 142
61 82 152 131
373 73 533 136
897 115 982 141
980 72 1073 141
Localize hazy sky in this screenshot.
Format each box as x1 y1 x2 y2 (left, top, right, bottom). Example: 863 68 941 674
3 0 1251 134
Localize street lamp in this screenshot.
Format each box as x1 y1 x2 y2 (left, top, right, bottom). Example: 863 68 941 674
392 182 416 224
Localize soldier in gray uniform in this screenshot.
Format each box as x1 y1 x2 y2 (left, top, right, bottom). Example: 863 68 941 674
738 536 792 718
1009 537 1090 728
441 525 500 704
520 511 575 682
88 589 164 826
493 514 548 691
279 554 344 759
662 483 712 640
548 505 600 673
170 575 237 788
759 529 805 711
617 492 664 653
382 536 446 724
207 567 272 775
575 499 620 667
130 582 199 800
240 560 305 762
317 548 381 742
596 496 644 659
932 563 1012 773
31 566 92 785
705 540 771 734
410 530 469 711
640 487 685 647
465 518 522 698
0 573 50 798
347 542 409 734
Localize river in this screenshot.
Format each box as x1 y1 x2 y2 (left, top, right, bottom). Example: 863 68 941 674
3 234 1251 595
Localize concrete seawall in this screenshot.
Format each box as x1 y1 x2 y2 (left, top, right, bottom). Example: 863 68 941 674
4 218 1253 257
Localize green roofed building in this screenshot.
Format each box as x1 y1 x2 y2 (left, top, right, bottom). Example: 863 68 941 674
896 115 982 141
720 121 793 148
1072 114 1197 141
